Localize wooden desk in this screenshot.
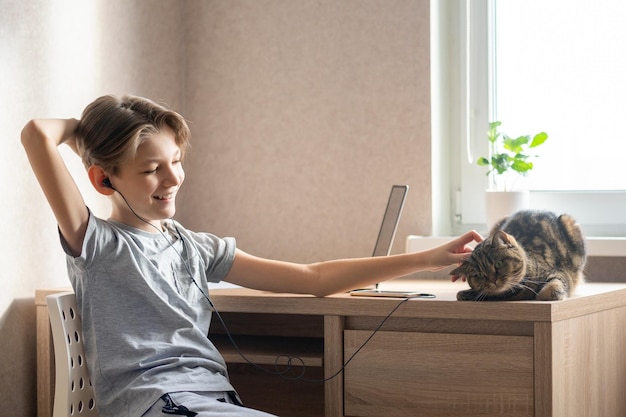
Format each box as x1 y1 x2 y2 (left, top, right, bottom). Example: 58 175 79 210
36 281 626 417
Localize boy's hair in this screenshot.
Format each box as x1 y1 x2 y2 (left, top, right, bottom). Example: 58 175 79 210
75 95 190 175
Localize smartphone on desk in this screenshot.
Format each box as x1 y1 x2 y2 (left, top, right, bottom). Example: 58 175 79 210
350 289 436 298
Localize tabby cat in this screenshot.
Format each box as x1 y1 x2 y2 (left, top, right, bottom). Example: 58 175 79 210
451 210 587 301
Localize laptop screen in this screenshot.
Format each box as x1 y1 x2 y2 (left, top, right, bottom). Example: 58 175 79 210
372 185 408 257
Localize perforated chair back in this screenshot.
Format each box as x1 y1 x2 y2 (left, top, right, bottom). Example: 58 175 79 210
47 292 99 417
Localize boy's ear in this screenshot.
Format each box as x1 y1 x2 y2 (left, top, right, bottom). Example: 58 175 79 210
88 165 115 195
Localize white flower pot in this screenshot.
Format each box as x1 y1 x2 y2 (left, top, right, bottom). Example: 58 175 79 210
485 190 529 230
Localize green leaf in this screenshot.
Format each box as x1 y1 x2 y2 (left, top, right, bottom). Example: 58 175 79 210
491 153 511 175
477 157 490 166
494 165 509 175
511 160 533 173
530 131 548 148
503 135 530 154
487 121 502 143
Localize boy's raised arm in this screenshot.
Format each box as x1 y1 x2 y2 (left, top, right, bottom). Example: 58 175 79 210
21 118 89 256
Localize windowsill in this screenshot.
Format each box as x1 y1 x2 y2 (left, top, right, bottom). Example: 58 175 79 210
407 235 626 258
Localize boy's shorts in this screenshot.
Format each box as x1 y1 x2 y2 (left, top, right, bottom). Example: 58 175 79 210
141 391 277 417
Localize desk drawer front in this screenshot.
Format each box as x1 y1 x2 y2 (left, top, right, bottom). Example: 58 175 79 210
344 330 533 417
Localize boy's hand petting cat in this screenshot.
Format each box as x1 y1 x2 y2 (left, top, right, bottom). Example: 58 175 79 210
450 272 467 282
427 230 482 274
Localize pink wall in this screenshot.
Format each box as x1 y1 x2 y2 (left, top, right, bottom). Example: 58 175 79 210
179 0 431 262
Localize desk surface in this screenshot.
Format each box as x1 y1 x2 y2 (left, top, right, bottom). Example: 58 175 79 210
190 280 626 322
36 280 626 322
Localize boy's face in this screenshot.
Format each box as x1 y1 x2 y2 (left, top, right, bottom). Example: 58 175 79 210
109 128 185 231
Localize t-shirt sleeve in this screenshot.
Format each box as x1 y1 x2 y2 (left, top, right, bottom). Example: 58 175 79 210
195 234 237 283
58 208 93 258
173 223 237 284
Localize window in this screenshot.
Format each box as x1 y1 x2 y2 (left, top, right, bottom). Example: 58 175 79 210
432 0 626 237
496 0 626 192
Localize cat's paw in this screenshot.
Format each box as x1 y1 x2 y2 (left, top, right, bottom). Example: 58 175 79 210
536 279 567 301
457 289 479 301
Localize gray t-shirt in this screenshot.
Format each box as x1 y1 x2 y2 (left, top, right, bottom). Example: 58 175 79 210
62 211 237 417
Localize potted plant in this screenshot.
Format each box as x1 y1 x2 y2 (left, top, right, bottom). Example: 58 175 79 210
477 121 548 227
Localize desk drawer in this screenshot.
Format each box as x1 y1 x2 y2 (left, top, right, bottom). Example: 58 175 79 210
344 330 533 417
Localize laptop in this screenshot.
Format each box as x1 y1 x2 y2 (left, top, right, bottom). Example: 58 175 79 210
350 185 425 297
371 184 408 259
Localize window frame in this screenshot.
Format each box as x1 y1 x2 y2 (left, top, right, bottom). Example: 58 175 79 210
431 0 626 237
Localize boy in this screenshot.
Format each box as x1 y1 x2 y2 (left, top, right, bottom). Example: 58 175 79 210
22 95 481 417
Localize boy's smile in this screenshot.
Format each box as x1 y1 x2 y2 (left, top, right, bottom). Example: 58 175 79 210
108 128 185 232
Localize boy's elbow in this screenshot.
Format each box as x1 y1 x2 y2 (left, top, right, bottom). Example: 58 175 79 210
303 264 333 298
309 274 342 298
21 119 49 150
21 120 38 146
311 289 333 298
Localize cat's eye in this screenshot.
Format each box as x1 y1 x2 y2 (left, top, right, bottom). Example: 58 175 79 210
494 261 503 269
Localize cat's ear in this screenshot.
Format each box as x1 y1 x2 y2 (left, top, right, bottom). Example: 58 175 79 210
450 262 468 278
494 231 516 246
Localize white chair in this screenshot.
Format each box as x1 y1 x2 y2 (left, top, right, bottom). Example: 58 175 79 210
47 292 99 417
